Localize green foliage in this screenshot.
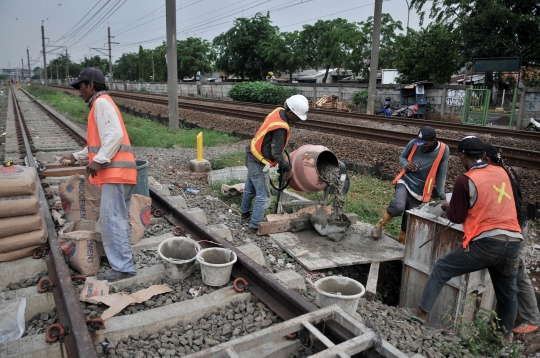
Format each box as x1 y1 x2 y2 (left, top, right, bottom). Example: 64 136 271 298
25 85 240 148
351 90 368 106
394 24 463 84
177 37 215 81
439 302 519 358
213 13 278 80
261 31 305 82
115 52 140 81
209 152 245 170
228 81 298 105
522 66 540 88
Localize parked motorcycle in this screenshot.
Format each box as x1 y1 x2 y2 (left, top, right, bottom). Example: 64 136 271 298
524 118 540 132
376 97 409 118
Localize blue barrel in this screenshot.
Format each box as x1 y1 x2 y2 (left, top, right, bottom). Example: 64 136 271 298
133 160 149 197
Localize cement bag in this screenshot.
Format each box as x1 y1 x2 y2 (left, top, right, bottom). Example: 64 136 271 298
0 166 36 197
129 194 152 245
0 192 39 218
0 245 42 263
59 174 101 222
0 223 47 254
58 220 102 276
0 209 44 238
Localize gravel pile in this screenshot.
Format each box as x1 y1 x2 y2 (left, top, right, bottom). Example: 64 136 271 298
2 270 48 292
96 297 282 358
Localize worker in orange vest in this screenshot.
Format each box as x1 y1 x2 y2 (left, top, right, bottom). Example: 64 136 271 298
61 67 137 282
371 126 449 244
240 94 309 233
402 136 522 344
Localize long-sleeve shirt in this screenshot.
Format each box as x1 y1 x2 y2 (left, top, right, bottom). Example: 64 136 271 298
397 139 449 200
258 110 291 172
73 97 124 165
445 162 522 241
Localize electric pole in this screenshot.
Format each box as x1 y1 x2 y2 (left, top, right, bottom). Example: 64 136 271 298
366 0 383 114
166 0 179 130
41 21 48 86
108 25 114 87
49 60 53 81
65 47 69 83
27 48 31 81
21 58 24 81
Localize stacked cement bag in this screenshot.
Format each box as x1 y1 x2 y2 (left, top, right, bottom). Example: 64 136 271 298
0 166 47 262
58 220 104 275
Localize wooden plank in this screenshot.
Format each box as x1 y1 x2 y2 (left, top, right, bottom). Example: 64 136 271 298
257 218 312 236
302 321 335 348
40 166 86 177
365 262 380 301
266 205 332 222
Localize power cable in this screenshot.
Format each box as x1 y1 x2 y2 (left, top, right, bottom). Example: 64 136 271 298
51 1 102 44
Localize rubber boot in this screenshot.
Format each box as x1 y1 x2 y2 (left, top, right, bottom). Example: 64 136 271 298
398 230 407 244
371 212 393 239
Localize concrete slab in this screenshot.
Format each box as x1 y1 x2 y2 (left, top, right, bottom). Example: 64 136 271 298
0 332 66 358
274 270 307 292
167 195 187 209
189 158 211 173
269 222 404 270
185 207 208 224
207 166 247 185
239 336 301 358
0 256 46 288
237 243 265 266
132 232 175 252
208 223 233 241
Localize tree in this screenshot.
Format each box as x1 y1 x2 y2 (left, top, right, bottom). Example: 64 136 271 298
343 14 403 81
261 31 305 82
177 37 214 81
393 23 463 84
114 52 139 81
299 18 359 83
213 13 278 80
80 56 108 74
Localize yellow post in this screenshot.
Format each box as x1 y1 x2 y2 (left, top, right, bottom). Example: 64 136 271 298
197 132 203 162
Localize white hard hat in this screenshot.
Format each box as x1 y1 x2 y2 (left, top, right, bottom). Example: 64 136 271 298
286 94 309 120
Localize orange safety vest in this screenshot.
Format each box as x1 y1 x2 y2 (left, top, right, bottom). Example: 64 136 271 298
87 94 137 187
392 142 447 202
250 108 290 166
461 165 521 248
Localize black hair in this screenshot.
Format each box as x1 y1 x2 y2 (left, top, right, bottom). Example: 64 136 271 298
80 80 108 92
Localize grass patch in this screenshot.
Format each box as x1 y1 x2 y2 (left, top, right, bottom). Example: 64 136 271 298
209 151 245 170
24 85 240 148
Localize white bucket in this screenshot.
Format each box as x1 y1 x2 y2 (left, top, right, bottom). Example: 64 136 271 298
196 248 237 287
158 237 200 280
313 276 365 316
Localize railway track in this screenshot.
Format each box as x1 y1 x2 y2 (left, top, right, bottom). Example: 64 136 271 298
50 85 540 170
1 86 407 357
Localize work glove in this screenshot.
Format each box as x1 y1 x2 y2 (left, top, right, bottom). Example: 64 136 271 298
59 154 76 166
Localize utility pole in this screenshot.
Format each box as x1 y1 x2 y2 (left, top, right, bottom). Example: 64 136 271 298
27 48 31 81
166 0 179 130
49 60 53 82
41 20 48 86
21 58 24 81
366 0 383 115
65 47 69 83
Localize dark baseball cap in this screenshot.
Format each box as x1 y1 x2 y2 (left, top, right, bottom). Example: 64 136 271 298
69 67 106 89
457 136 484 154
414 126 436 146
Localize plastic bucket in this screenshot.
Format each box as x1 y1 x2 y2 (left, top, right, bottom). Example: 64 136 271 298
313 276 365 315
196 248 237 287
133 160 149 197
158 237 200 280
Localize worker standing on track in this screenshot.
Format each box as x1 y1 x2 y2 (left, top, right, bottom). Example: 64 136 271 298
60 67 137 282
240 94 309 233
371 126 449 244
484 143 540 334
401 136 522 344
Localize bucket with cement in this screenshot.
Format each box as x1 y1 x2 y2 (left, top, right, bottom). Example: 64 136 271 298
312 276 365 315
196 248 237 287
158 237 200 280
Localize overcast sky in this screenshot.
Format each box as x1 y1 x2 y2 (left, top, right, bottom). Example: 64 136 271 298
0 0 427 71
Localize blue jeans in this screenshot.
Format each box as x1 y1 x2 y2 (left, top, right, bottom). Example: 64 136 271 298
240 153 271 230
99 183 137 274
386 184 422 232
419 237 521 336
517 223 540 325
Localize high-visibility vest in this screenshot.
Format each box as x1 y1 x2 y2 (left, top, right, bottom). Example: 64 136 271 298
392 142 447 202
250 108 290 166
461 165 521 248
87 94 137 187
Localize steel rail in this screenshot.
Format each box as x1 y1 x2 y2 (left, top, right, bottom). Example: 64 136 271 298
50 84 540 141
26 86 362 353
10 88 98 357
107 91 540 170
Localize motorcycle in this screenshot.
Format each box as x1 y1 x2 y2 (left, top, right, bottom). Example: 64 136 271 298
524 118 540 132
376 100 410 118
